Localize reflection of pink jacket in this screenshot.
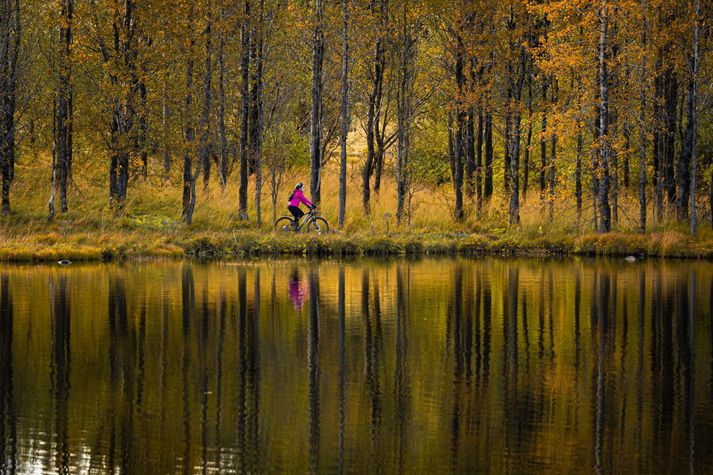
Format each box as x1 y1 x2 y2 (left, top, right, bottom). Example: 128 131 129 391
288 189 313 208
289 279 304 309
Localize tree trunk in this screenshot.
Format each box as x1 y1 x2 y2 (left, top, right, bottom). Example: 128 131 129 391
453 43 465 222
576 129 583 220
663 69 677 208
484 111 493 200
689 0 700 235
139 79 148 178
250 0 265 226
597 1 611 233
182 11 196 223
611 109 618 225
339 0 349 227
508 113 522 226
198 0 213 198
504 101 512 194
238 0 251 220
310 0 324 205
539 76 547 204
362 0 387 213
547 79 557 222
56 0 74 214
466 110 475 198
218 2 228 190
396 0 413 226
0 0 19 215
447 111 455 182
638 0 647 233
522 77 532 202
653 57 663 222
476 107 483 215
623 118 630 188
162 73 171 177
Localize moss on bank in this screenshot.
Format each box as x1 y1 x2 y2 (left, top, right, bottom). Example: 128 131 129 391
1 229 712 262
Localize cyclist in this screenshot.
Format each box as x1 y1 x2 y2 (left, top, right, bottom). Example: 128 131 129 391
287 182 315 228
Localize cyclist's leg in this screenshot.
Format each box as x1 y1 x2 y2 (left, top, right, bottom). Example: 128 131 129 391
288 206 304 228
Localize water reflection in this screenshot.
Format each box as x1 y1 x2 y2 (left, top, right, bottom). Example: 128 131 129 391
0 259 712 473
0 274 16 475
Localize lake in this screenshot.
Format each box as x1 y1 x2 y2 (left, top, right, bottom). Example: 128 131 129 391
0 258 712 474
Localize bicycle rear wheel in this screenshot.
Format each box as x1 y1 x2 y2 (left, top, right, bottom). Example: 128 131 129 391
307 217 329 235
274 217 295 233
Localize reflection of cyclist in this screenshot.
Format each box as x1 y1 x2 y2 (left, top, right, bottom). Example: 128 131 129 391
289 269 305 310
287 182 315 228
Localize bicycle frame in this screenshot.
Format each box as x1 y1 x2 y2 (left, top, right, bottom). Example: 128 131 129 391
294 210 317 231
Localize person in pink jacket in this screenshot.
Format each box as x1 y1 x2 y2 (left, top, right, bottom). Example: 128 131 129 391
287 182 315 227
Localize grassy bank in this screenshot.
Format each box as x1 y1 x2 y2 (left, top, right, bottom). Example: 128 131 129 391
2 153 713 262
2 227 713 262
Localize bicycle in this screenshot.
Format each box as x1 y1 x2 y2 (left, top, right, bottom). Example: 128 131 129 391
274 208 330 235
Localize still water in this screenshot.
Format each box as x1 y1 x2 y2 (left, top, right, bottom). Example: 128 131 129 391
0 258 712 474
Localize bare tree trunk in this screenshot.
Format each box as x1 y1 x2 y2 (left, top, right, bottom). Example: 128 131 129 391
447 111 454 182
522 76 532 202
638 0 647 233
504 99 512 194
49 98 58 221
548 80 557 223
55 0 73 214
238 0 251 220
689 0 700 235
362 0 387 214
597 1 611 233
476 107 483 215
250 0 265 226
539 76 547 206
611 108 618 225
576 128 583 220
182 8 196 223
454 44 465 222
338 0 349 227
653 57 663 222
663 68 677 209
484 110 493 200
139 79 148 178
162 72 171 177
218 1 227 190
310 0 324 205
396 0 414 226
198 0 213 196
466 110 475 198
0 0 22 215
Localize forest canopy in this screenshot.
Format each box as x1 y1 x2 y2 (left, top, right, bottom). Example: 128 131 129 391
0 0 711 235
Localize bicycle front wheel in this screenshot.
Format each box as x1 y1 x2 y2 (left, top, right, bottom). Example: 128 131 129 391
307 217 330 235
274 217 295 234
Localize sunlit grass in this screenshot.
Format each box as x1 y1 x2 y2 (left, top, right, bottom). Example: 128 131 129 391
1 151 711 261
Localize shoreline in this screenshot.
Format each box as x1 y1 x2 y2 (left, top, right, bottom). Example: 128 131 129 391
1 229 712 263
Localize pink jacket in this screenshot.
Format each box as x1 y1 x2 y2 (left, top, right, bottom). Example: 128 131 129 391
288 189 313 208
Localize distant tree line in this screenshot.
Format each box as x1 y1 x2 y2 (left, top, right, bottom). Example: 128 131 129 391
0 0 711 233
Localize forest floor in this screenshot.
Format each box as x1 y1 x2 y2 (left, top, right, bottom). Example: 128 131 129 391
2 156 713 262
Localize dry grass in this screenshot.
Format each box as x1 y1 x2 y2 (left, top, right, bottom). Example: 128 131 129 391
1 152 711 261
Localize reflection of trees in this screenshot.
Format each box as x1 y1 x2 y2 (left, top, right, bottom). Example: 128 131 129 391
308 270 320 474
0 260 710 473
237 267 261 474
0 275 16 474
449 265 464 471
181 266 194 475
338 267 346 474
394 265 410 474
50 275 71 474
362 269 383 471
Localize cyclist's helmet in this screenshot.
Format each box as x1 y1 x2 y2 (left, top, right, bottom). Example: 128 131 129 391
295 182 303 190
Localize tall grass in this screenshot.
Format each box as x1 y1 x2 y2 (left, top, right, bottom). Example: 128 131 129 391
2 151 711 261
